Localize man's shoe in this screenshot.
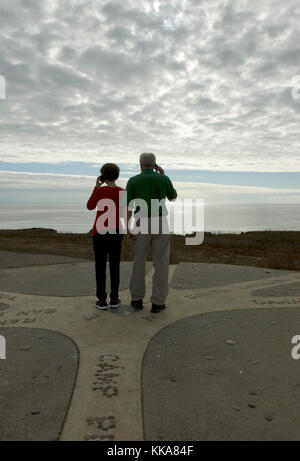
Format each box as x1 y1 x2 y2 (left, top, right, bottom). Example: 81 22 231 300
110 299 121 308
95 301 108 310
151 303 166 313
131 300 144 310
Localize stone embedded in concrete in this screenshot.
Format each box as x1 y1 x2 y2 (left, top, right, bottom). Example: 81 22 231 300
142 307 300 441
0 327 78 441
170 263 292 290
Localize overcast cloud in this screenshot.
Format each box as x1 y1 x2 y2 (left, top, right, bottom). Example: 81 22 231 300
1 170 300 205
0 0 300 171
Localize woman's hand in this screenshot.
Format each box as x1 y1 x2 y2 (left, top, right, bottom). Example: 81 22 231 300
96 176 104 188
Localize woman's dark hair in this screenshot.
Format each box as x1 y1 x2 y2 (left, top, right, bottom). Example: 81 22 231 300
100 163 120 181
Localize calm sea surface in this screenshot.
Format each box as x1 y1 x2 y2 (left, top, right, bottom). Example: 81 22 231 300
0 203 299 234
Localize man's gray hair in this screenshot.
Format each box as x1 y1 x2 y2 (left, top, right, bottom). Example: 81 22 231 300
140 152 156 168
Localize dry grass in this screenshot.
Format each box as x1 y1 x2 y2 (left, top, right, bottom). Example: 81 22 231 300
0 228 299 271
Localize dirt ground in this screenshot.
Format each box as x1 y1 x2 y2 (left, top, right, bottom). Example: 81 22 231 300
0 228 299 271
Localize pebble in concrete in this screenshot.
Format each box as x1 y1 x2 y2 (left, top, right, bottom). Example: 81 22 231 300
226 339 236 345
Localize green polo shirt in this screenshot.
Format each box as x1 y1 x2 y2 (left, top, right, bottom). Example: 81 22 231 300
125 169 177 216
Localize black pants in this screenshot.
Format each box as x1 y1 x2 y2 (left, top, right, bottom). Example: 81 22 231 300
93 232 124 302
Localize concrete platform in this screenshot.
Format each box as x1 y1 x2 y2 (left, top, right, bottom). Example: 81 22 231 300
0 250 88 270
0 252 300 441
251 282 300 297
0 261 152 296
142 308 300 441
0 327 78 441
170 263 291 290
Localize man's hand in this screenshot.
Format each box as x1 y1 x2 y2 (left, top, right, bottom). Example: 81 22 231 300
155 164 165 175
128 232 136 241
127 209 136 240
96 176 104 188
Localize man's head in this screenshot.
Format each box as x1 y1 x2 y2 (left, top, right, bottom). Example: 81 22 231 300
139 152 156 171
100 163 120 182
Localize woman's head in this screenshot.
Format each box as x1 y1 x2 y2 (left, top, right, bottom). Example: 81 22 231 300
100 163 120 182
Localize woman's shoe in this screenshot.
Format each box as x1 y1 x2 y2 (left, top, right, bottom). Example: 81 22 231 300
110 299 121 308
95 301 108 310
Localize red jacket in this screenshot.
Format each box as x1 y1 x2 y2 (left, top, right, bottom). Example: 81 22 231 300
86 186 125 235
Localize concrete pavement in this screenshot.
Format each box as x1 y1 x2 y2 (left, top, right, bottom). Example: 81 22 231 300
0 252 300 440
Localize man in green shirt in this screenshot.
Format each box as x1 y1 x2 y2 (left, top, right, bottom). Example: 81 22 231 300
125 153 177 313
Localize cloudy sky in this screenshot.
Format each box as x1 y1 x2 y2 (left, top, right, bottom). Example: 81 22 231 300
0 0 300 205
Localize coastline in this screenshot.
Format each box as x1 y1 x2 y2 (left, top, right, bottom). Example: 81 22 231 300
0 228 299 271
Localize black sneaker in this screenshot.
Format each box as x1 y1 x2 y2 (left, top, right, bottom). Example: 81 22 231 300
131 300 144 310
151 303 166 313
95 301 108 310
110 299 121 308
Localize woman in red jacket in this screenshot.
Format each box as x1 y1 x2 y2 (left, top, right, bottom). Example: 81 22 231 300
87 163 125 310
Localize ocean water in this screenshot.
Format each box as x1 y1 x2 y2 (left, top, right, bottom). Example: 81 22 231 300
0 203 299 234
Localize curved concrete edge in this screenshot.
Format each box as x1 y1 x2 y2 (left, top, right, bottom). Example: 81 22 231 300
0 266 299 440
0 327 79 441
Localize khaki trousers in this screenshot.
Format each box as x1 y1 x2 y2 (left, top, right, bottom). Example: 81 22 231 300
129 219 170 305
